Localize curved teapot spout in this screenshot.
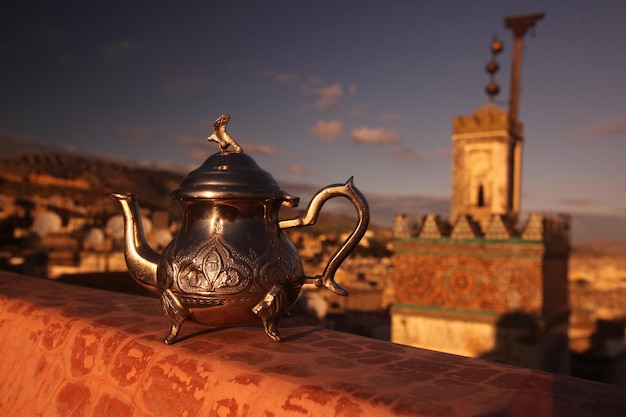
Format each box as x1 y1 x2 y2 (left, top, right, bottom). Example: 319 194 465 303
108 193 160 294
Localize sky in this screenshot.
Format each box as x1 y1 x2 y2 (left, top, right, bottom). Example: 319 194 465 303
1 1 625 241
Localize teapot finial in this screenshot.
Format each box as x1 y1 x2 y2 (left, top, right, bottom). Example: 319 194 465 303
207 114 243 153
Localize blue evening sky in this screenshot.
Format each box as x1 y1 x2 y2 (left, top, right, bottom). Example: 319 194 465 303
1 1 625 235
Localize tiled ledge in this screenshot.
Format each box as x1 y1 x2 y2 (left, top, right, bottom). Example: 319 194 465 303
0 271 624 417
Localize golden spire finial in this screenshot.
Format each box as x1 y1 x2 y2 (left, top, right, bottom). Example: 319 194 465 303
485 35 502 103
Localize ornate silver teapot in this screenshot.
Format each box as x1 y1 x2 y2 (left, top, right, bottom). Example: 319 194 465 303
109 115 369 344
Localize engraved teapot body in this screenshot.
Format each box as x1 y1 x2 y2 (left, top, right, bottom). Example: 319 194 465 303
109 115 369 344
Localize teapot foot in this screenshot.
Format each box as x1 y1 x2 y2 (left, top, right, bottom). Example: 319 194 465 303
264 322 281 342
161 289 190 345
253 284 287 342
164 322 183 345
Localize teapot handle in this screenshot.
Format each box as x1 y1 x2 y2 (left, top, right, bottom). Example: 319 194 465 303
278 177 370 296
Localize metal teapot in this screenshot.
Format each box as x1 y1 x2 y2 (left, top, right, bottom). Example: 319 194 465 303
109 114 369 344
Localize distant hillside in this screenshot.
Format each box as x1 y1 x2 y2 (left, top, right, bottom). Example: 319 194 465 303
0 152 184 215
2 151 624 244
572 240 626 257
0 152 388 235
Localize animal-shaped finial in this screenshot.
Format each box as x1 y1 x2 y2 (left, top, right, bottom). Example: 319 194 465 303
207 114 242 153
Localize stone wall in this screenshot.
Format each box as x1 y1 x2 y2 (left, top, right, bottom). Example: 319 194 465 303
0 271 624 416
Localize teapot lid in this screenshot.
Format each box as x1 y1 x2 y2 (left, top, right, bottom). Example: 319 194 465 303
171 114 296 203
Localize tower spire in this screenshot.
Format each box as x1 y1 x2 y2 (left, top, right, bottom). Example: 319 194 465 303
504 12 545 121
485 35 503 103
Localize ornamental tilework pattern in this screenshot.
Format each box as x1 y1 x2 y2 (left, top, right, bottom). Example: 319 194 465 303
394 240 546 315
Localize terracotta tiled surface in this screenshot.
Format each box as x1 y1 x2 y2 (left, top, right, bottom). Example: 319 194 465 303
0 271 624 417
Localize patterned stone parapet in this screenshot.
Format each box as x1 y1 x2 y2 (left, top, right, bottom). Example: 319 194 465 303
0 271 624 417
393 212 570 245
415 214 451 239
484 214 515 239
451 215 483 239
392 213 423 239
521 213 571 244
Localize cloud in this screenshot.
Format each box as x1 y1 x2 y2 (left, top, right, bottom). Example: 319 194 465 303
307 120 344 143
579 112 626 140
393 149 431 160
119 127 157 140
122 158 189 174
283 150 306 159
306 82 343 110
559 198 595 207
284 164 316 175
169 135 198 146
189 148 209 162
376 113 401 123
159 66 208 95
100 40 139 62
392 147 451 160
392 149 415 159
349 104 366 118
241 143 276 155
169 131 275 155
351 127 400 145
272 72 300 84
167 135 210 162
267 70 347 110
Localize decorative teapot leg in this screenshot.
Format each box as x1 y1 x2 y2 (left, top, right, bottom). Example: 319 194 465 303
160 289 190 345
253 284 288 342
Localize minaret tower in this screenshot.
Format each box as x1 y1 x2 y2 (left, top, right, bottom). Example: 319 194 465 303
450 13 543 232
392 13 570 374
